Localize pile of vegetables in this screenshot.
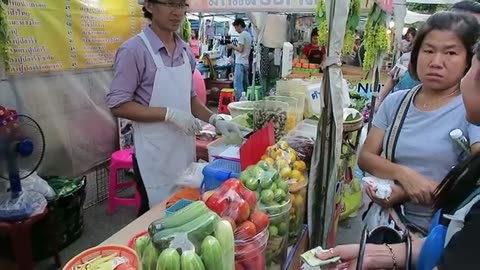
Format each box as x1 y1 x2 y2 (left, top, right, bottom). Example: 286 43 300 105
363 3 390 71
135 201 235 270
201 179 270 269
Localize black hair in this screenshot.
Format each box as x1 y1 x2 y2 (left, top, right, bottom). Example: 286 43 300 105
143 1 153 20
434 153 480 214
232 18 246 28
406 27 417 38
311 27 319 38
409 11 480 81
451 0 480 14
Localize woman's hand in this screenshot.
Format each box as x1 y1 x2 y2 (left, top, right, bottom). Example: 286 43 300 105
394 166 438 205
366 184 407 208
316 244 359 270
315 245 384 270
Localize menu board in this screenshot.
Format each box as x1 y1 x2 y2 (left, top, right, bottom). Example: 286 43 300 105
6 0 146 74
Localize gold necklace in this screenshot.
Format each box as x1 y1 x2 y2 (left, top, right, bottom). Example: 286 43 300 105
421 89 459 109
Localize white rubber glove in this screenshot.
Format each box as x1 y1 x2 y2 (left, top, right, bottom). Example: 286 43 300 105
209 114 248 142
165 108 201 135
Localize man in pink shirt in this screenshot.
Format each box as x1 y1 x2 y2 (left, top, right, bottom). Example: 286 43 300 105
106 0 243 215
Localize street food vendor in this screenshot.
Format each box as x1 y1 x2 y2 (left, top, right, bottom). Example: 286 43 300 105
106 0 244 216
302 28 326 65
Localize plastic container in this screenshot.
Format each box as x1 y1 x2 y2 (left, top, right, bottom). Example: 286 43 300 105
232 114 254 130
276 90 306 122
253 100 289 142
260 200 292 269
227 101 256 118
63 245 140 270
127 230 148 249
288 177 308 245
201 159 241 193
235 227 269 270
207 137 230 161
265 96 298 132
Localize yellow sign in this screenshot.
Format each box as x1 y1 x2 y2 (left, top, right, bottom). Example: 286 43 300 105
6 0 145 74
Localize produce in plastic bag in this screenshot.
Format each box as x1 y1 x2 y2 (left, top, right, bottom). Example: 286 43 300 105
202 179 270 241
174 162 208 188
262 141 307 188
239 163 289 209
283 134 315 167
140 200 235 270
261 200 291 269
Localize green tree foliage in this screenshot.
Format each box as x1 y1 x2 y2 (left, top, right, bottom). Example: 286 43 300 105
407 3 449 14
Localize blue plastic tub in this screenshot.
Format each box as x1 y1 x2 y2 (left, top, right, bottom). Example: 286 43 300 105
200 158 241 194
165 199 193 216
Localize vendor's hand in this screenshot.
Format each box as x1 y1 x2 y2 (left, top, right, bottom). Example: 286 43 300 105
209 114 249 139
395 166 438 205
165 108 201 135
366 184 406 208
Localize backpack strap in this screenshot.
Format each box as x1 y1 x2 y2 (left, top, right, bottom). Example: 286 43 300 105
385 85 421 162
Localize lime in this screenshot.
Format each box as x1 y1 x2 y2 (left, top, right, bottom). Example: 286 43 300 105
261 189 275 204
278 222 288 236
270 182 277 191
276 180 288 192
269 225 279 236
257 161 270 171
260 176 273 189
244 177 258 190
274 189 286 202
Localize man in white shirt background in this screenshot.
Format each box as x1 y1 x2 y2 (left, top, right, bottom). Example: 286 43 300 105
227 18 253 101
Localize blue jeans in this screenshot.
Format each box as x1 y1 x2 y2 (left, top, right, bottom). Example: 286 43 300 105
234 63 249 101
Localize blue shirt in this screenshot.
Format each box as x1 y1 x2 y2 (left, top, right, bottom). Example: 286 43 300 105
373 89 480 230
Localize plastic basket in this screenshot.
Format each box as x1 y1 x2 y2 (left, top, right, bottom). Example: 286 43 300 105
200 159 241 193
63 245 139 270
165 199 193 215
127 230 149 250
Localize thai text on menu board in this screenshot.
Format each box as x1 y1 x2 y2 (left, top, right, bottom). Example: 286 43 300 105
5 0 144 74
204 0 317 11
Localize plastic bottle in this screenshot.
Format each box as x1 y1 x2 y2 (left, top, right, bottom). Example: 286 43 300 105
239 92 247 101
449 129 470 162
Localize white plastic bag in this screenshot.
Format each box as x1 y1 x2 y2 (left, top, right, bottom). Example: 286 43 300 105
22 172 56 200
175 162 208 188
363 176 393 199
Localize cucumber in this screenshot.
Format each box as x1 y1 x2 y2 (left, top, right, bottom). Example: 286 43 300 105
149 201 210 236
142 240 159 270
200 236 223 270
152 211 219 250
214 220 235 270
135 235 150 259
181 250 205 270
156 248 180 270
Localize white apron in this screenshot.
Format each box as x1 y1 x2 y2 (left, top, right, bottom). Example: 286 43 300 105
134 31 195 207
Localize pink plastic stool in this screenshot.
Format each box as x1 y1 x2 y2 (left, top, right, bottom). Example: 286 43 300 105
108 148 140 215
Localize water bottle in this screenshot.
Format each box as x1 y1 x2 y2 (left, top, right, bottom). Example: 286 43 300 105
239 92 247 101
449 129 470 162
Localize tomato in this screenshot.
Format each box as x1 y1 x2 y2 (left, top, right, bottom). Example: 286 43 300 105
242 253 266 270
206 193 229 215
235 200 251 223
234 221 257 240
249 210 269 232
241 189 257 211
235 261 245 270
222 216 237 231
221 178 244 194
